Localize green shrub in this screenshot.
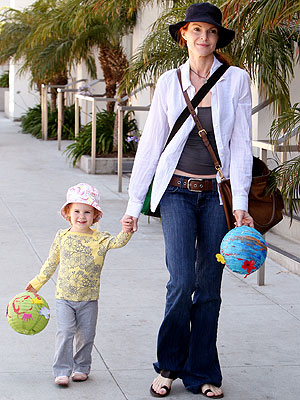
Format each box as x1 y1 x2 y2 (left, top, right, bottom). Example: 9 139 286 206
0 71 9 88
21 103 75 140
64 109 139 166
21 104 43 137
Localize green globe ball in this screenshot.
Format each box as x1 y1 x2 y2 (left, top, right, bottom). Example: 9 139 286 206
6 292 50 335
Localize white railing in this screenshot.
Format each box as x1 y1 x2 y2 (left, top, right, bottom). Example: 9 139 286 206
41 79 104 147
117 105 150 192
74 83 153 175
74 94 116 173
57 79 104 150
41 79 86 141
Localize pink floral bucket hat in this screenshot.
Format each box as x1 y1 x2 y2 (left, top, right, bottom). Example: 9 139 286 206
60 183 103 221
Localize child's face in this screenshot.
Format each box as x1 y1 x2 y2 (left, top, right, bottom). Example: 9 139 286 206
68 203 96 233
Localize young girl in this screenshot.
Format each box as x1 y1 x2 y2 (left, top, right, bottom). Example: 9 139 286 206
26 183 133 386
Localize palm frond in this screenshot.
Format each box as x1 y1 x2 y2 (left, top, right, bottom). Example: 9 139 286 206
222 0 300 33
92 0 156 19
270 103 300 143
270 156 300 218
120 0 196 93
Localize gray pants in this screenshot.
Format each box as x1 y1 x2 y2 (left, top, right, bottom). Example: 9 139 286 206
53 299 98 377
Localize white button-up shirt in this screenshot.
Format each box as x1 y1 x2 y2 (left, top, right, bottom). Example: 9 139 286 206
126 56 253 218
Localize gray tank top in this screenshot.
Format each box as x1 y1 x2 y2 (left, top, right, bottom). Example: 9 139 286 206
176 107 220 175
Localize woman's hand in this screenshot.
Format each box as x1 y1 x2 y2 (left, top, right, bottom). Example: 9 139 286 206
121 214 138 232
233 210 254 228
25 283 37 294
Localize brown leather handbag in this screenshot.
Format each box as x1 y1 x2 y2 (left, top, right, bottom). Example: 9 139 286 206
217 157 284 234
177 70 284 234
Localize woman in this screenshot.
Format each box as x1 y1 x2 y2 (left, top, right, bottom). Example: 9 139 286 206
122 2 254 398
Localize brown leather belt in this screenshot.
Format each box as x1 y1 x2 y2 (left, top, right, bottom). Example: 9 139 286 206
169 175 214 192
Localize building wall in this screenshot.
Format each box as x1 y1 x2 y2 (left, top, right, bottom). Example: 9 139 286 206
0 2 12 111
7 0 39 120
0 1 10 8
0 63 9 75
74 48 106 125
129 5 162 131
251 60 300 165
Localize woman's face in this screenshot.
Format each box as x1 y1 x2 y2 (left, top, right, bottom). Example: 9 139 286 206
181 22 218 57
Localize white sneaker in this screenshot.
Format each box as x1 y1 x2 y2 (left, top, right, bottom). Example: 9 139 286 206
55 376 69 386
72 372 88 382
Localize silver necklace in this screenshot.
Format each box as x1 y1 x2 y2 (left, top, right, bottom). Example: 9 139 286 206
190 68 210 84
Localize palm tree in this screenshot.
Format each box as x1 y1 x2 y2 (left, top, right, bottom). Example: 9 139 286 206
221 0 300 216
0 0 70 112
268 105 300 218
0 0 138 150
31 0 137 112
26 0 138 150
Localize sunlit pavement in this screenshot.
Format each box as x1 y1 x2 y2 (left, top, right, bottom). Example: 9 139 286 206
0 112 299 400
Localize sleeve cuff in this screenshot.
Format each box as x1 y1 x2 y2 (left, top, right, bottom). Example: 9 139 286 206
232 196 248 213
29 278 43 292
125 200 144 218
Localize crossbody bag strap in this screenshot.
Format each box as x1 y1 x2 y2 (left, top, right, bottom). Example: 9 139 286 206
177 64 229 179
163 64 228 151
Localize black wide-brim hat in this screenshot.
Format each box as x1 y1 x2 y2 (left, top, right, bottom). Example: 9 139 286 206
169 2 235 49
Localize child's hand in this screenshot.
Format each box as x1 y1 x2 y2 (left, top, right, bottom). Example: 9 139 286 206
121 214 138 232
25 283 37 294
121 216 135 233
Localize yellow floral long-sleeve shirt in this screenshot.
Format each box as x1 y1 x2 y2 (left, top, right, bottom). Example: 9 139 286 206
29 229 132 301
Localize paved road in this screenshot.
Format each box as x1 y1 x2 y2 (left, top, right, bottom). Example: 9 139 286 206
0 113 299 400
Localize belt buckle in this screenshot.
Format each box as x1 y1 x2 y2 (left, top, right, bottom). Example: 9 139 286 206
187 178 204 192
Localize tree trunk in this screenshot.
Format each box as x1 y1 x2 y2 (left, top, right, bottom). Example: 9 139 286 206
98 43 129 152
49 74 68 113
50 88 57 113
99 45 117 113
112 88 128 152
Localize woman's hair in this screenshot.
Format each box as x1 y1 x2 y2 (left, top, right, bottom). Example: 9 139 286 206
63 203 101 225
213 51 231 66
177 23 190 47
177 23 231 66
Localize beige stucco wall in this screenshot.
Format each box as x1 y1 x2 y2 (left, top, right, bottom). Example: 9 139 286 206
1 1 10 8
74 48 106 125
251 60 300 164
6 0 40 120
129 5 164 131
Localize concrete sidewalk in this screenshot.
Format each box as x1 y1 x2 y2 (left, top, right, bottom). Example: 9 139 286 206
0 112 299 400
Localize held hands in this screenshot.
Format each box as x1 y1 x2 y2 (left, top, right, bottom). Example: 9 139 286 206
25 283 37 294
121 214 138 233
234 210 254 228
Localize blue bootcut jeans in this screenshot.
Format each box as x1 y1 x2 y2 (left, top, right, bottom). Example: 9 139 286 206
153 177 228 394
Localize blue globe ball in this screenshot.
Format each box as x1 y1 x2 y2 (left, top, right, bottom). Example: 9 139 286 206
219 226 267 276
